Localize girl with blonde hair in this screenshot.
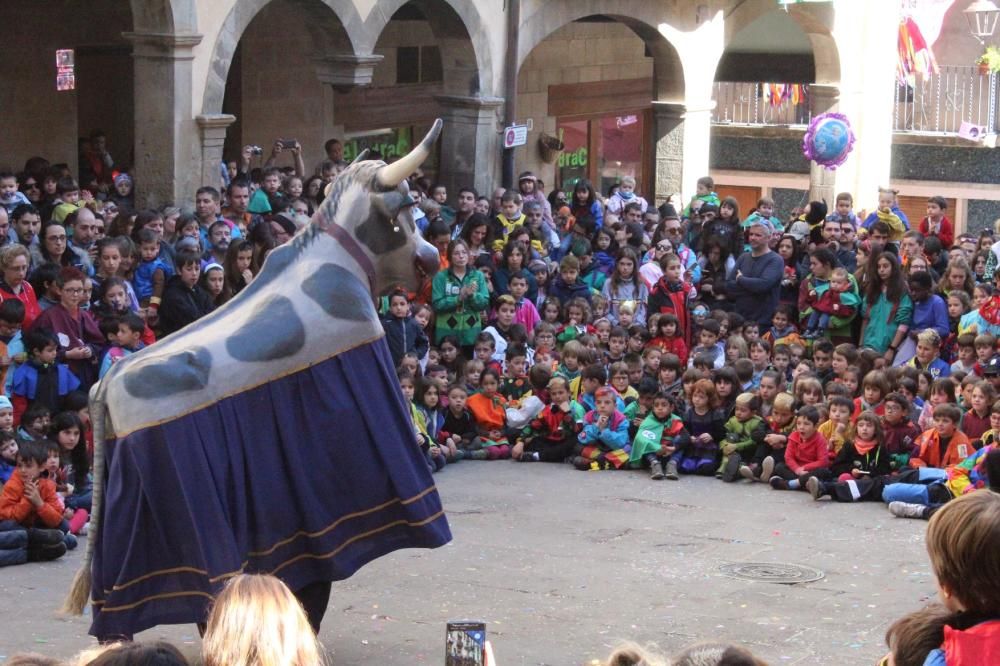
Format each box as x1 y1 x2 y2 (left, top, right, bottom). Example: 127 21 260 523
202 574 323 666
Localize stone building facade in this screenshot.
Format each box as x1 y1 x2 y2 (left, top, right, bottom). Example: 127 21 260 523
1 0 995 229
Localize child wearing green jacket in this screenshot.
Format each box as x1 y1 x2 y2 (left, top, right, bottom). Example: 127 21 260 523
719 392 767 482
630 393 691 480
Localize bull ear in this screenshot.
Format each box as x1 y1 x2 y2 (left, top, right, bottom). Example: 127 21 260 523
376 119 443 189
372 191 411 221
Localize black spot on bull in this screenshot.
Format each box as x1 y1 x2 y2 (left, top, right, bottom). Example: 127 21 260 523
302 263 373 321
124 346 212 398
354 192 409 255
226 295 306 361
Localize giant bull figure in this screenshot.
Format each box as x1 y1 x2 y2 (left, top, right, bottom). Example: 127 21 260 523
65 121 452 639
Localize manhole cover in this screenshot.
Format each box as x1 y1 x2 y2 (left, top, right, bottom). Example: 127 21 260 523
719 562 824 584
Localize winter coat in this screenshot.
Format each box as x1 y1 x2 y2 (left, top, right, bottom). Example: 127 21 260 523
158 275 215 337
380 313 429 368
432 267 490 346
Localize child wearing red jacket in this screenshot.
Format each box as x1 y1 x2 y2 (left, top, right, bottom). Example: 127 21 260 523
918 196 953 249
0 440 67 564
647 313 688 367
769 405 830 490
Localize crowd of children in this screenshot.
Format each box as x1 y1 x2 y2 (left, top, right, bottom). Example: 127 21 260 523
383 176 1000 530
3 155 1000 577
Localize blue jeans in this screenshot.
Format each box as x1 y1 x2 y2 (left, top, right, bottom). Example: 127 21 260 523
806 310 830 332
882 468 949 505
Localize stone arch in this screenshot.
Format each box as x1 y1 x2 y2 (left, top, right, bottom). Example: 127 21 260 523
129 0 198 33
723 0 840 84
201 0 365 115
518 1 685 102
363 0 494 95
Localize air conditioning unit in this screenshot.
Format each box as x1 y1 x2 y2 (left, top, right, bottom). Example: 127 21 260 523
959 122 987 141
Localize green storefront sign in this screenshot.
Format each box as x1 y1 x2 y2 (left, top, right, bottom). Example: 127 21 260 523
342 128 413 163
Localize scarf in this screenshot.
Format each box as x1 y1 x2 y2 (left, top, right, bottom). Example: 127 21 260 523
618 190 634 201
854 437 878 455
979 294 1000 326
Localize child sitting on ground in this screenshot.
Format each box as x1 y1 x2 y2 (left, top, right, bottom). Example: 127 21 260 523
672 378 727 479
719 392 766 482
883 392 922 470
440 384 478 461
0 440 67 565
630 392 690 480
740 392 795 482
512 376 582 463
574 386 631 470
818 395 854 456
466 368 511 459
769 405 830 491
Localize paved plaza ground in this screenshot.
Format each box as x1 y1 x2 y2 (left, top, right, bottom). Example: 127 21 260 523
1 463 934 665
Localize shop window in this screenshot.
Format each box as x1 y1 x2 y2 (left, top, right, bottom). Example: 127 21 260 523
556 112 646 195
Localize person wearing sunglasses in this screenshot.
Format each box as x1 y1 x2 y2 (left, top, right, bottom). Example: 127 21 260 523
18 176 42 204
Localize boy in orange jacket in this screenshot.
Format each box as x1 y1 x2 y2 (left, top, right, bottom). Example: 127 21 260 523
0 440 67 565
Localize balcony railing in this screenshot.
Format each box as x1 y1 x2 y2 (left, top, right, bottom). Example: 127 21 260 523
711 67 1000 137
711 82 812 128
893 65 998 135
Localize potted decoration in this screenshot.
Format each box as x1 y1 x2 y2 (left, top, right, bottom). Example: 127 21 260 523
978 45 1000 75
538 133 564 164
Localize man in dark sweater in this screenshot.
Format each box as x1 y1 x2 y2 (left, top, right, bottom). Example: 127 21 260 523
726 222 784 328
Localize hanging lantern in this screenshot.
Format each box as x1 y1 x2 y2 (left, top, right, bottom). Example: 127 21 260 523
965 0 1000 44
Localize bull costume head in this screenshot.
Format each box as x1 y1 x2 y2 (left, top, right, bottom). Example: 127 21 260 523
312 119 442 296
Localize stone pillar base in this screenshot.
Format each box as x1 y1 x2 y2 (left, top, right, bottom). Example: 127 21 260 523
434 95 504 198
652 100 714 206
196 114 237 191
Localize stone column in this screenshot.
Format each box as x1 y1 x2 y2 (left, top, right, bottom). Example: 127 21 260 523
124 31 202 208
313 54 384 158
652 100 714 205
434 95 504 198
808 84 841 205
196 114 236 191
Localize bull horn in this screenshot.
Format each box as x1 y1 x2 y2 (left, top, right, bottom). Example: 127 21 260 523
376 118 443 188
350 148 370 165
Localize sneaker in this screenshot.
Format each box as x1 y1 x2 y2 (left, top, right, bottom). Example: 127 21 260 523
79 522 89 536
64 533 78 550
806 476 824 500
738 464 756 481
665 460 679 480
769 476 789 490
760 456 775 482
888 501 929 519
518 452 539 462
573 456 592 471
722 455 742 482
649 459 665 480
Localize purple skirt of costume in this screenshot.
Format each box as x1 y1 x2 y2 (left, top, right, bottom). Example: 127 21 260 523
89 340 451 637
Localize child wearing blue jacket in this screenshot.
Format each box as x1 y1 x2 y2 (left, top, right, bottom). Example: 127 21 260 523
574 386 631 470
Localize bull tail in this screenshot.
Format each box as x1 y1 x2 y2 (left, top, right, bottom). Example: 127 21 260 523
61 382 108 615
